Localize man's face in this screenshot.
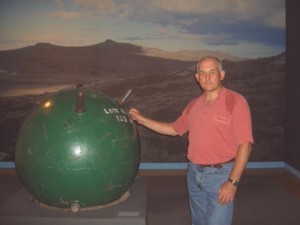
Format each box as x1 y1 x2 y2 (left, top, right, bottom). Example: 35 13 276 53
195 59 225 93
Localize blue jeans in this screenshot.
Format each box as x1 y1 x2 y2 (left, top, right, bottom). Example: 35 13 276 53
187 162 234 225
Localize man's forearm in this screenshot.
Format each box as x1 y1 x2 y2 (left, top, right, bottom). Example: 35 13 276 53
139 117 178 136
229 142 252 182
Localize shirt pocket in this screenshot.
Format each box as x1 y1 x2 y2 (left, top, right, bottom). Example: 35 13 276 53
212 116 231 134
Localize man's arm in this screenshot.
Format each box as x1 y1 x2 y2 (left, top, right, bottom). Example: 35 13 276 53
129 108 178 136
218 142 252 205
228 142 252 182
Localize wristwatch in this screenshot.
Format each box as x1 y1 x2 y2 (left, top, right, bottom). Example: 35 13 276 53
228 178 239 187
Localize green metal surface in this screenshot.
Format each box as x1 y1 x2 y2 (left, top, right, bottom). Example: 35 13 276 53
15 87 141 209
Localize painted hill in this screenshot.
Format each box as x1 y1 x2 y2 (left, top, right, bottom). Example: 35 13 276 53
0 40 241 85
0 40 285 163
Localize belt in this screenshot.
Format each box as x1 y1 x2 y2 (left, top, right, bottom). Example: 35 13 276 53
197 158 235 169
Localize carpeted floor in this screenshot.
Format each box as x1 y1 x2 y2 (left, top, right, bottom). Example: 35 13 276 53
144 168 300 225
1 168 299 225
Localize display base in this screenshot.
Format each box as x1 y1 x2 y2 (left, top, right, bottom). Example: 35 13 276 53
0 177 147 225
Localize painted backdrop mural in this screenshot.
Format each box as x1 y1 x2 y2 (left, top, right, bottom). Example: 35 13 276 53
0 0 285 162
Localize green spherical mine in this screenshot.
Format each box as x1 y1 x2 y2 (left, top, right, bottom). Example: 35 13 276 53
15 87 141 211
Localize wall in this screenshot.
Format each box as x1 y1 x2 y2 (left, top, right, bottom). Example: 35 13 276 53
285 0 300 170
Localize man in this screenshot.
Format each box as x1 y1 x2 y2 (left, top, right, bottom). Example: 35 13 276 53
129 56 253 225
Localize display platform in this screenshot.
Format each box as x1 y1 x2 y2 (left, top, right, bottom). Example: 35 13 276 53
0 177 147 225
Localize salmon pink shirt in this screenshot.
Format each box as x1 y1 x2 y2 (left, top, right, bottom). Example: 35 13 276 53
172 87 254 164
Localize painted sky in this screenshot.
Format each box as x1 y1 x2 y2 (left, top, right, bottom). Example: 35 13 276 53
0 0 285 58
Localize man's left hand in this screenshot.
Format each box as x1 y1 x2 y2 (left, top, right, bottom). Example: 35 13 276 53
218 181 237 205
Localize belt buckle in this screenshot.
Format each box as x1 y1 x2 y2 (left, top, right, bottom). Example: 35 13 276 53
212 164 222 169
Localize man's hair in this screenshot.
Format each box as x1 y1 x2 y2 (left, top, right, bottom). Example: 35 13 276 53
197 56 223 73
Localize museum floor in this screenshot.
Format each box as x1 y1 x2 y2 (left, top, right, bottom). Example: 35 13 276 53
1 168 300 225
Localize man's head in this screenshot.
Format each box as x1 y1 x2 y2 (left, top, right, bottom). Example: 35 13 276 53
195 56 225 93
